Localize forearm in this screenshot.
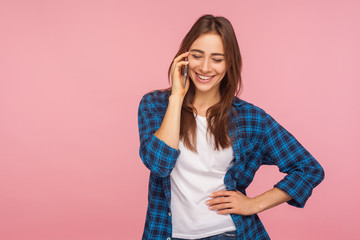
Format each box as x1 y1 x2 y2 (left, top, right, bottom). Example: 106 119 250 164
154 94 183 150
252 187 293 214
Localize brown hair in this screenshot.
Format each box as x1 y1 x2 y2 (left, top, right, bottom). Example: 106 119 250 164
167 14 242 152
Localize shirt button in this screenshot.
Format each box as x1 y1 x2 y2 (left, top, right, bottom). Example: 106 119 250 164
168 212 171 216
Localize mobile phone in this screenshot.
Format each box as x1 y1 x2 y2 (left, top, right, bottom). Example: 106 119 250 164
182 57 188 88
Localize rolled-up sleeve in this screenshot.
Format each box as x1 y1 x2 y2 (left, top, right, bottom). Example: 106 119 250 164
137 93 181 177
261 113 325 208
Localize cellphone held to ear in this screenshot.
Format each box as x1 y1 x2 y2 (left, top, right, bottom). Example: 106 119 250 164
181 57 188 88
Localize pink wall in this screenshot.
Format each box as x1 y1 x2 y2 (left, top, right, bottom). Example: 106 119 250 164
1 0 359 239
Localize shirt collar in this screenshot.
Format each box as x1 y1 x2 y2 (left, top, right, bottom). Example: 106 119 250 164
232 96 244 107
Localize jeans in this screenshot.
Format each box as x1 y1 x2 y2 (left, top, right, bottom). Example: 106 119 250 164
172 230 237 240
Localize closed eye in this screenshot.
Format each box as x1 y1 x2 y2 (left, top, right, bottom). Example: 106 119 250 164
192 54 223 63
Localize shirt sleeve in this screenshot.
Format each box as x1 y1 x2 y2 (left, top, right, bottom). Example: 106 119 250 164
137 92 181 177
261 113 325 208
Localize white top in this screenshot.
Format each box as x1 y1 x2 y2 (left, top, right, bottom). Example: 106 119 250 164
170 115 236 239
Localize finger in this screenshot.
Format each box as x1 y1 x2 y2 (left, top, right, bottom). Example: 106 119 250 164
209 203 232 210
216 208 234 215
173 61 189 77
175 60 189 71
210 190 234 198
207 196 232 206
174 51 190 62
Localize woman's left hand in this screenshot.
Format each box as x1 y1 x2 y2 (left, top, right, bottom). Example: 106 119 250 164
206 190 259 216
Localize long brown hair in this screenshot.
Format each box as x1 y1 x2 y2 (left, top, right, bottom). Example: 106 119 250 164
167 14 242 152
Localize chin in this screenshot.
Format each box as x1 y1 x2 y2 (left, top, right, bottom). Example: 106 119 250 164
193 82 220 93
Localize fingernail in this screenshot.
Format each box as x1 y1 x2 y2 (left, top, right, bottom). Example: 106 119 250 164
206 200 210 205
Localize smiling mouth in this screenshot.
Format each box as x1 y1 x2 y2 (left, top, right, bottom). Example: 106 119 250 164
195 73 215 82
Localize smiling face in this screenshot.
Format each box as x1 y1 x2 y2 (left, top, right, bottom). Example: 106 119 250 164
188 32 227 96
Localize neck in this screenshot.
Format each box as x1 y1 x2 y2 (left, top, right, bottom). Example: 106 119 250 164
193 89 221 109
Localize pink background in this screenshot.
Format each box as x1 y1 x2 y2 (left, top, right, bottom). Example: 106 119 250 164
1 0 359 239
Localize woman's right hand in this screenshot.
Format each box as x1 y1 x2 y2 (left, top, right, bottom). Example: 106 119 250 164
170 51 190 99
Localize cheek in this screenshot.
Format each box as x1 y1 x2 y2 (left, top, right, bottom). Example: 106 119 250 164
188 62 197 70
215 65 227 75
188 64 198 78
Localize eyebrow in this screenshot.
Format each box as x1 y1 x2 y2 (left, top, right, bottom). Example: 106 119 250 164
189 49 225 57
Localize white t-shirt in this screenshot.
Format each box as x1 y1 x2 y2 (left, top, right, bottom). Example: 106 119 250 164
170 114 237 239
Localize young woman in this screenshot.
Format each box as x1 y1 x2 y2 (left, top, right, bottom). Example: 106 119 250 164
137 14 325 240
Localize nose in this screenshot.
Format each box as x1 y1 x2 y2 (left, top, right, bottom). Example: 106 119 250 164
200 58 211 73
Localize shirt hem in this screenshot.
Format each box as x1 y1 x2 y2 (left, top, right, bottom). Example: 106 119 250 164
172 226 237 239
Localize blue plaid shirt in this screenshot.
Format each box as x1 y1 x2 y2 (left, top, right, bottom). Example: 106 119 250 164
138 90 325 240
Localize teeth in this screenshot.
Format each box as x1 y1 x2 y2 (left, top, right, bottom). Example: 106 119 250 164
197 74 213 80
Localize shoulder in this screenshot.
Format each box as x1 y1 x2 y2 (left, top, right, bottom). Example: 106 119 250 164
231 97 275 139
232 97 289 135
232 96 268 120
138 89 171 111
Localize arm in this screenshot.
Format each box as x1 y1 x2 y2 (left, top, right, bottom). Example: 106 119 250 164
207 187 292 215
252 187 292 213
207 112 325 215
154 94 183 149
137 93 183 177
260 113 325 208
138 52 190 177
155 51 190 149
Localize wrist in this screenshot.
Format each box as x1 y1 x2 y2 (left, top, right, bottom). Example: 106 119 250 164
250 196 264 214
169 94 184 104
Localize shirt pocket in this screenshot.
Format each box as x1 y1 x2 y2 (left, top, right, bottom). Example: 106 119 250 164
230 138 260 183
